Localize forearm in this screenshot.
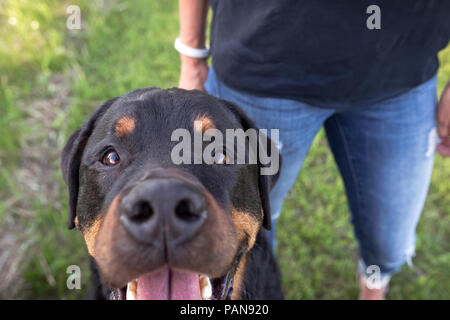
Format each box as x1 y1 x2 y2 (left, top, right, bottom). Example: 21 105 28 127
177 0 209 90
178 0 208 49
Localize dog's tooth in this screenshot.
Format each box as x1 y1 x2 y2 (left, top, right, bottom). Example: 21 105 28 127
199 275 212 300
126 279 137 300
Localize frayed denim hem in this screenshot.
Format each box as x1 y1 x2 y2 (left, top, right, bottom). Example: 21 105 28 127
357 246 416 289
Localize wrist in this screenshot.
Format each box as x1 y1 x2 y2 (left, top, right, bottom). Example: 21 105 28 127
179 35 206 49
180 54 207 66
175 37 210 59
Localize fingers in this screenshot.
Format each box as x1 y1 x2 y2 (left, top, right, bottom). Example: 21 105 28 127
437 119 449 140
437 138 450 157
437 83 450 139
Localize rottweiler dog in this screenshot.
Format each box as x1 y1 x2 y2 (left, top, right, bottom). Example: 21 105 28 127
61 87 283 300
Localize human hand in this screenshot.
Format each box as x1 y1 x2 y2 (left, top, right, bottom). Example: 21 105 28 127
437 81 450 156
178 56 209 91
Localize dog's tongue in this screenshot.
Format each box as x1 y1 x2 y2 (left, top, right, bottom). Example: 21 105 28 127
136 266 201 300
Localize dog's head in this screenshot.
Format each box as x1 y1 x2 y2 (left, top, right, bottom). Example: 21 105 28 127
61 87 280 300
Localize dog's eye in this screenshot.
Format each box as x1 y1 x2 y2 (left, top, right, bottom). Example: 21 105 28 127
213 150 227 165
101 150 120 166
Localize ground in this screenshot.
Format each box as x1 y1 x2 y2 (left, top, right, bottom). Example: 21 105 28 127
0 0 448 299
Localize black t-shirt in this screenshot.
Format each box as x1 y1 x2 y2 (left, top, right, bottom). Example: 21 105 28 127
209 0 450 107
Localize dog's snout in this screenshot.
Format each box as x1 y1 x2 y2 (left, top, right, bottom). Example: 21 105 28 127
120 178 206 247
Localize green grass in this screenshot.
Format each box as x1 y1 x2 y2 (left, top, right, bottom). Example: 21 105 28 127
0 0 448 299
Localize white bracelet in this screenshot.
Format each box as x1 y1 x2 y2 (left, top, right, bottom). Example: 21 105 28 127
174 37 210 59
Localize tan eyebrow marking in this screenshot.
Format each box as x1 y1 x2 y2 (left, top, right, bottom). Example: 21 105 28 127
115 116 136 137
194 115 215 134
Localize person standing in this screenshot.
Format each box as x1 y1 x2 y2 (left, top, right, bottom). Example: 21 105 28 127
176 0 450 299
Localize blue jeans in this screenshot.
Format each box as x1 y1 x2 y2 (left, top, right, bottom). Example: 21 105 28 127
205 67 438 283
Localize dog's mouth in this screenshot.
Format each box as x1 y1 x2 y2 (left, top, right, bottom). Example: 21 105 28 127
110 265 234 300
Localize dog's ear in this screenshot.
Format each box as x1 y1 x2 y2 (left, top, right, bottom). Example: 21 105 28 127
61 98 118 229
220 99 281 230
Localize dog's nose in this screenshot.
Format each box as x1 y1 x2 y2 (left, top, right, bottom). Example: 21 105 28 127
120 178 206 246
